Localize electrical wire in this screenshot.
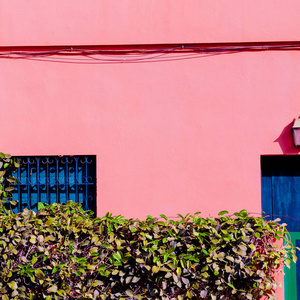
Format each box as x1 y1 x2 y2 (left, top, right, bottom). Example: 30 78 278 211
0 43 300 64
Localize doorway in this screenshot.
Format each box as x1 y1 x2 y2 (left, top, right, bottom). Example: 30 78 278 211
261 155 300 299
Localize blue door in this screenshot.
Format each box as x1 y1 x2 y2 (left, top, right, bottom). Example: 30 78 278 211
261 155 300 299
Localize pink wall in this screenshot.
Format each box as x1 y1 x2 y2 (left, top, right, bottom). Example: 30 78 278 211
0 1 298 218
1 0 300 46
1 50 300 222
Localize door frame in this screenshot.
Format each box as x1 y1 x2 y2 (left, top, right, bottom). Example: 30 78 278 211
261 155 300 300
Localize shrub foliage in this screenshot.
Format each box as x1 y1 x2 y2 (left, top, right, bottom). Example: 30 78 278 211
0 154 297 299
0 153 19 207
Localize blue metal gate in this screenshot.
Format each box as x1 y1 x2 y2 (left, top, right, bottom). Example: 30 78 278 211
11 155 96 214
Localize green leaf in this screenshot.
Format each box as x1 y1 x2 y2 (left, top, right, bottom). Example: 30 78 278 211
29 235 36 244
186 290 193 298
90 247 98 254
132 276 140 283
152 266 160 273
218 210 229 216
6 177 17 183
57 290 66 297
225 265 231 273
35 269 45 280
47 285 58 293
45 218 54 226
92 280 104 287
249 244 256 250
227 283 235 289
160 214 168 220
153 256 160 263
9 200 17 206
38 202 45 210
8 281 17 290
125 290 134 298
226 256 234 262
32 256 38 265
11 290 19 297
5 187 14 192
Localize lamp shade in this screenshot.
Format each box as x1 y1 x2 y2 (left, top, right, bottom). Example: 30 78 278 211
292 118 300 147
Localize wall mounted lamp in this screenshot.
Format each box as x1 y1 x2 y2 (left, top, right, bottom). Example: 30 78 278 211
292 117 300 146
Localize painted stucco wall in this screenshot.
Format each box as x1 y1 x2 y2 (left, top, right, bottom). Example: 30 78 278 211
1 0 300 46
2 50 299 221
1 2 298 213
1 1 299 216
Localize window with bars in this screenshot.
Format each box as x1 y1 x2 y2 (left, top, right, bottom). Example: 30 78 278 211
11 155 96 215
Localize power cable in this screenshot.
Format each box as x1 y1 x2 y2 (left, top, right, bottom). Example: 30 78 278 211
1 43 300 64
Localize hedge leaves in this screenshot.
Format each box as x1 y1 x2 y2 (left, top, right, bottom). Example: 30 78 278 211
0 153 297 299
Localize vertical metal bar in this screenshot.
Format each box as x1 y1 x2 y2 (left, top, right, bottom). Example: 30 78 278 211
85 157 88 210
66 157 69 202
75 157 79 203
56 158 59 204
17 159 21 213
47 158 50 205
36 157 40 205
27 158 31 209
94 155 96 215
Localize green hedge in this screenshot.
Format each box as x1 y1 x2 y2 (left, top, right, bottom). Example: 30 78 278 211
0 153 297 299
0 202 296 300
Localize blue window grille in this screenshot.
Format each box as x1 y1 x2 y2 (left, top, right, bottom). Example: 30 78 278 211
11 155 96 215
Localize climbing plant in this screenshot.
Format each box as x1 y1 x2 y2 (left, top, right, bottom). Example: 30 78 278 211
0 152 19 212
